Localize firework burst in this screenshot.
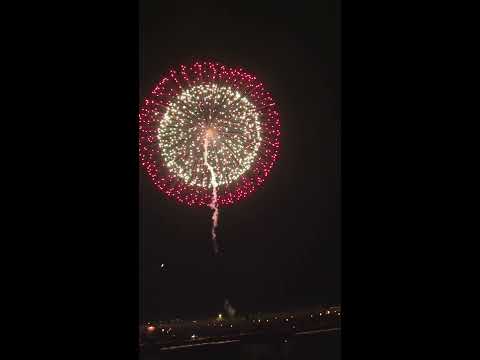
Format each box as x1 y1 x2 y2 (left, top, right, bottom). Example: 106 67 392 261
139 61 280 207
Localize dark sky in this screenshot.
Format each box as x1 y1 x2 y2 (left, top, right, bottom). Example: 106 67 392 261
140 1 340 320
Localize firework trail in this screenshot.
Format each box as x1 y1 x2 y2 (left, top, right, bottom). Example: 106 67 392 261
203 131 219 254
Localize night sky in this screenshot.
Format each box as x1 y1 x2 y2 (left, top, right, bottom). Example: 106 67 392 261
140 1 340 320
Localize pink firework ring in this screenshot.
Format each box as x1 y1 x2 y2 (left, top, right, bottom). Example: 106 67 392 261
139 60 280 207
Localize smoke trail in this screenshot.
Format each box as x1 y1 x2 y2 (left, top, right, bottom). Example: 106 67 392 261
203 133 220 254
224 299 236 317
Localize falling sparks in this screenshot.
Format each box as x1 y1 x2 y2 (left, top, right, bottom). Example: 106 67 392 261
203 132 219 254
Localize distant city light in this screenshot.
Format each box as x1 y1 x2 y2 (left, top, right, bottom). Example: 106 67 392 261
146 325 156 332
139 305 341 345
